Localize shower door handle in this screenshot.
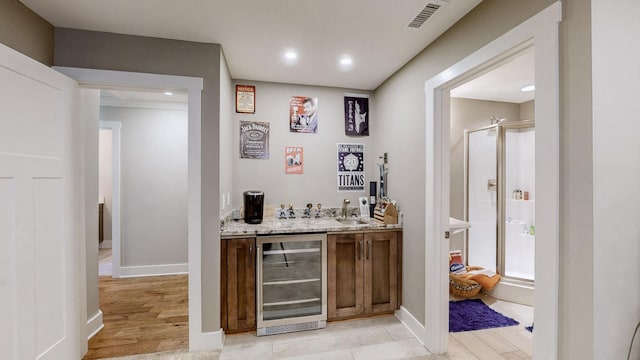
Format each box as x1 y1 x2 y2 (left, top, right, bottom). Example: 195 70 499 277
487 179 497 188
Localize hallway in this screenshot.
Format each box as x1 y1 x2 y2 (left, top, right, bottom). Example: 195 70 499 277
84 275 189 359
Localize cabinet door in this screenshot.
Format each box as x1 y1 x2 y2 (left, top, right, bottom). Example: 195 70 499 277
225 238 256 332
364 231 398 315
327 233 364 320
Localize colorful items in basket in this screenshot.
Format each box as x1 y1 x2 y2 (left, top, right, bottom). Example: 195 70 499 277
449 250 502 297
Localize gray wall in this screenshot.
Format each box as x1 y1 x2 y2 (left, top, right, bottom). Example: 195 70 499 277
0 0 53 65
373 0 556 325
448 98 521 253
520 100 535 120
54 28 223 332
100 106 188 266
220 52 233 214
81 90 102 325
231 80 375 211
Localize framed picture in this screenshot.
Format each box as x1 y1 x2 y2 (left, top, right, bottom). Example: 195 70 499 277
337 143 365 192
236 85 255 113
240 121 269 159
289 96 318 133
344 94 369 136
285 146 303 174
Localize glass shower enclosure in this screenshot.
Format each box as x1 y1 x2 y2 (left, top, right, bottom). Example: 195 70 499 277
465 121 535 282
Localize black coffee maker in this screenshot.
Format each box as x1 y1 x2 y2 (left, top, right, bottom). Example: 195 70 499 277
243 190 264 224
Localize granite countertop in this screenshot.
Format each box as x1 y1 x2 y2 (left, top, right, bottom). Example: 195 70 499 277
221 216 402 237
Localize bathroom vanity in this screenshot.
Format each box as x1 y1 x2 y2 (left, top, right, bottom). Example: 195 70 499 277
220 217 402 334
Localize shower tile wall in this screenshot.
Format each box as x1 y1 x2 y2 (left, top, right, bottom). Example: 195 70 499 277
504 128 535 280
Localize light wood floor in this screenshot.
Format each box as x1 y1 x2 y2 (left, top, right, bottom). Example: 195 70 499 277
84 274 189 359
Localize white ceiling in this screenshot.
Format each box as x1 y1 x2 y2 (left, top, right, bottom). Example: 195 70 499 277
22 0 533 103
20 0 482 90
451 46 535 104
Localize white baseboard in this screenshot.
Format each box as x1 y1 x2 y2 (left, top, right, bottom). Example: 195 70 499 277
395 306 428 347
99 240 112 249
189 328 225 352
487 279 534 306
86 310 104 340
115 263 188 278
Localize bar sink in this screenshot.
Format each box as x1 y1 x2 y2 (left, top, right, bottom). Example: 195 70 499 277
335 217 369 225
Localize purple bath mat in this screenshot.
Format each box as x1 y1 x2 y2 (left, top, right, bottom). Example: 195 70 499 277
449 298 519 332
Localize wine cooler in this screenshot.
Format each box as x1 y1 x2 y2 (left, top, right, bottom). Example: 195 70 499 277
256 233 327 336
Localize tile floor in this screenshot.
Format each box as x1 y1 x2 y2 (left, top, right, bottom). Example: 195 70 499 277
220 316 429 360
217 295 533 360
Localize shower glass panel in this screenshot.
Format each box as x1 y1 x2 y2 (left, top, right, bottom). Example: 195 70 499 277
465 121 535 283
503 127 535 280
466 127 498 272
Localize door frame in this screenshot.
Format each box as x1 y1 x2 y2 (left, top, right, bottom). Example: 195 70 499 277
423 2 561 358
52 67 220 351
98 121 122 277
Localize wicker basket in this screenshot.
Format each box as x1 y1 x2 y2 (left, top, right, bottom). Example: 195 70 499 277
449 273 482 298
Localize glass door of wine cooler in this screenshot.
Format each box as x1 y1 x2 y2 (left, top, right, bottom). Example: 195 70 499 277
256 233 327 336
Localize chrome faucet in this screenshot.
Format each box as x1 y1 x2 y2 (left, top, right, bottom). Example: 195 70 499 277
341 199 350 218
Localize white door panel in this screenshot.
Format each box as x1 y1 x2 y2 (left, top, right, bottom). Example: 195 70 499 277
0 43 82 360
0 177 16 359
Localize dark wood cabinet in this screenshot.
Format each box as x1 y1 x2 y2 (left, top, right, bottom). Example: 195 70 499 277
328 232 364 319
221 237 256 333
327 230 401 321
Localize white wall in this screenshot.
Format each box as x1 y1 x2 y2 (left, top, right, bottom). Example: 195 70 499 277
100 105 188 267
231 80 374 212
592 0 640 358
98 128 113 242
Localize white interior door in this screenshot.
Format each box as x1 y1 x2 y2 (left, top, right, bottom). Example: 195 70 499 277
0 44 83 359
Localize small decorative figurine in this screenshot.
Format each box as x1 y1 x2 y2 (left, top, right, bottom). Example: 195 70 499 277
303 203 312 218
288 203 296 218
277 203 288 219
314 203 322 218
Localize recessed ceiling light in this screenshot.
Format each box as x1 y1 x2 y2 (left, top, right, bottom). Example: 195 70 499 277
340 57 353 65
521 85 535 92
339 55 354 71
164 91 174 96
284 51 297 60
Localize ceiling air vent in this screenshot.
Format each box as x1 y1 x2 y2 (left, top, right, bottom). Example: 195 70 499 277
407 1 448 29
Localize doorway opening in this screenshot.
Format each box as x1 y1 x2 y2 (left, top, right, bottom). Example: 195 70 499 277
422 3 561 357
53 66 211 354
88 87 191 358
445 46 535 356
97 88 189 278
